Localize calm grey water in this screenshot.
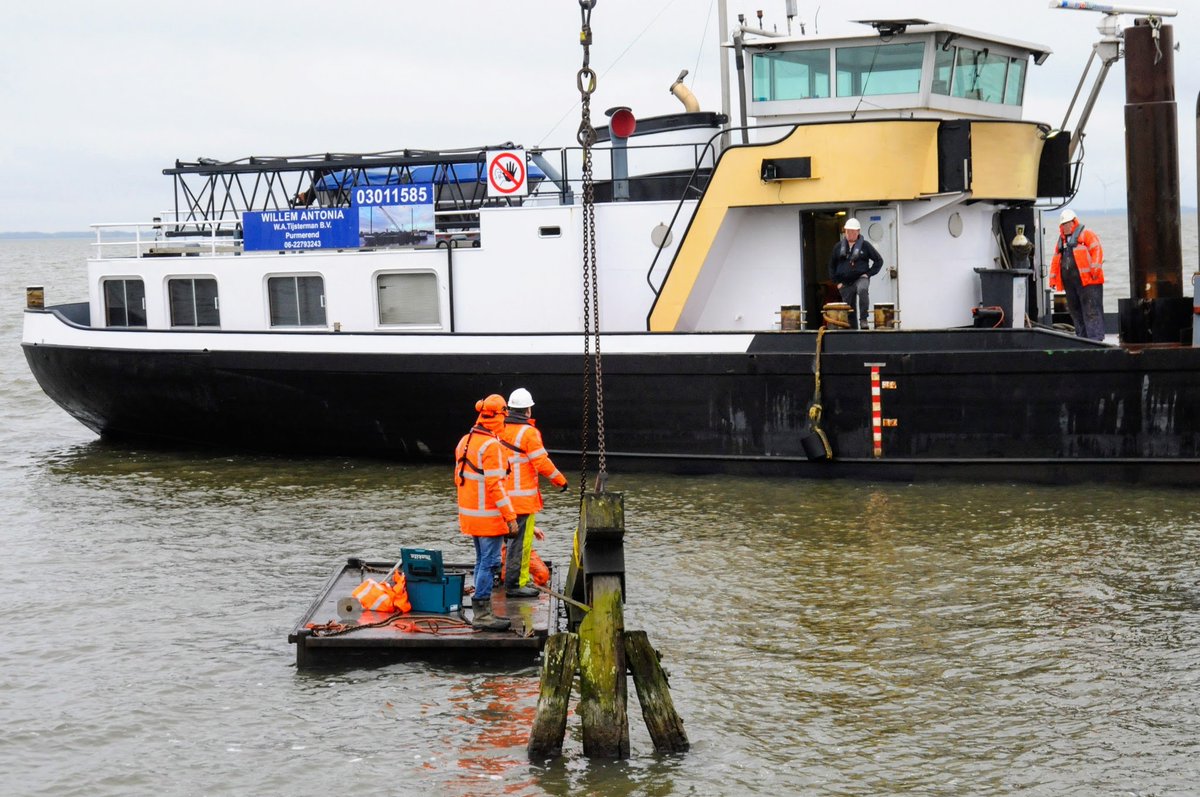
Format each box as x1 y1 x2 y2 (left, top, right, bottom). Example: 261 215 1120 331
3 224 1200 797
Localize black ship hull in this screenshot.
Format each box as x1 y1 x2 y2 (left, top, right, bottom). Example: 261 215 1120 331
22 325 1200 485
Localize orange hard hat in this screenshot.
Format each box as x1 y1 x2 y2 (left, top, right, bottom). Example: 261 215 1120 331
475 394 507 418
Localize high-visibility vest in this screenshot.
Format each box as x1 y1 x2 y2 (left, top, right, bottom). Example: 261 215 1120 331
501 419 567 515
1050 223 1104 291
455 427 515 536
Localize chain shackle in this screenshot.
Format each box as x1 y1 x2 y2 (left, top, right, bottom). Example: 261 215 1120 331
576 67 597 98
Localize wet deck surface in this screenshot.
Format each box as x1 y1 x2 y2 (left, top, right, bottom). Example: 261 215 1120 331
289 558 560 667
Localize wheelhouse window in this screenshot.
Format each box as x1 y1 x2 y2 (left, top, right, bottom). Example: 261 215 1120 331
932 45 1026 105
1004 57 1026 105
268 275 326 327
752 48 830 101
377 272 439 325
169 277 220 327
103 279 146 327
951 46 1010 103
836 42 925 97
932 46 955 95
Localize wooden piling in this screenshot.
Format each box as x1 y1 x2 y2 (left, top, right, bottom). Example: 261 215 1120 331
624 630 690 754
565 492 625 630
527 632 579 759
577 574 629 759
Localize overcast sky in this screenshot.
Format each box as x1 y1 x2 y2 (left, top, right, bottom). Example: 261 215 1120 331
1 0 1196 232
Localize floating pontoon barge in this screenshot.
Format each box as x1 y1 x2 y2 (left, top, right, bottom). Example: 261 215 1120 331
288 556 561 668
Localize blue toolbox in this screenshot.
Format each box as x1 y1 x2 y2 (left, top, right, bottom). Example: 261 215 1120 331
400 548 465 613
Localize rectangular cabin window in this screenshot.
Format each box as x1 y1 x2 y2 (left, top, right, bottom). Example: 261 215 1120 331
1004 57 1026 105
377 272 439 325
952 47 1009 104
103 279 146 327
752 48 830 101
169 278 220 327
836 42 925 97
268 275 327 327
932 45 955 95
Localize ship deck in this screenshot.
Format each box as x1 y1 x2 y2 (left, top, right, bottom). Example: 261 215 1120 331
288 557 561 668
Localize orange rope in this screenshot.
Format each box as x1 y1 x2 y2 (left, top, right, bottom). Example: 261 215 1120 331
306 613 478 637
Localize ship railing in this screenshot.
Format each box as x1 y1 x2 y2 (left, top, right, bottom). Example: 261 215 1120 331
162 141 717 224
90 217 244 260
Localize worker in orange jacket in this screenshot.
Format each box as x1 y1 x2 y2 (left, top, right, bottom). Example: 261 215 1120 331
500 387 568 598
1049 208 1105 341
455 393 519 631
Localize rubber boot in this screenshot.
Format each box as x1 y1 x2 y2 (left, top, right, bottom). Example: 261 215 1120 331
470 598 511 631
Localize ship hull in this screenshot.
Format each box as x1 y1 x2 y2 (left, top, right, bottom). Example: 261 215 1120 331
23 315 1200 485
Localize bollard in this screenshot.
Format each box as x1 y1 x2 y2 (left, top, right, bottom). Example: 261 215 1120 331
26 286 44 310
821 302 852 329
779 304 804 331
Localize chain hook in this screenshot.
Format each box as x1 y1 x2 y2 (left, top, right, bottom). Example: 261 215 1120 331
1148 15 1163 65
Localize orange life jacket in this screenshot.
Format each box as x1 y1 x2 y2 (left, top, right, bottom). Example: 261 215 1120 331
455 425 516 536
500 418 567 515
529 548 550 586
351 573 412 614
1050 222 1104 291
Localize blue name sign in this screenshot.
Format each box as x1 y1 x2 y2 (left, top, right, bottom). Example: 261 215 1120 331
242 208 359 252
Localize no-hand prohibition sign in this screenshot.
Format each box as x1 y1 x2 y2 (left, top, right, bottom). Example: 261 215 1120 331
487 150 527 197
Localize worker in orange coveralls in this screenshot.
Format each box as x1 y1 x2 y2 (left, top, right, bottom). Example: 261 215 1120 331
499 388 568 598
455 394 519 630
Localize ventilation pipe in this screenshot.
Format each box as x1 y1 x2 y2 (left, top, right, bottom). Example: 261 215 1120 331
669 70 700 112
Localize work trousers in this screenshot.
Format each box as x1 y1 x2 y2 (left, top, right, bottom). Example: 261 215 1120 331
838 275 871 329
1062 265 1105 341
472 535 504 600
503 513 536 588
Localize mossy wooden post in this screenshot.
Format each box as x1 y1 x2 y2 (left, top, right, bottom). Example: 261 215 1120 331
578 573 628 758
527 632 579 759
569 492 628 759
625 630 689 754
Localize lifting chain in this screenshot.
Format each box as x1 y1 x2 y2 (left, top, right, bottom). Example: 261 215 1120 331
577 0 607 496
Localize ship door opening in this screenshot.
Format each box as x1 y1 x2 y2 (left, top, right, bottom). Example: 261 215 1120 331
798 208 898 330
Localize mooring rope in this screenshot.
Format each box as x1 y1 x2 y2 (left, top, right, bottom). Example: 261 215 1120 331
807 326 833 459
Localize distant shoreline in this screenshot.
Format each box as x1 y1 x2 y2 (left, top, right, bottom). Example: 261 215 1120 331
0 231 127 240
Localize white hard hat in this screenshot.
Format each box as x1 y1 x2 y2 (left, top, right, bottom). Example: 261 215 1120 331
507 387 534 409
1059 208 1077 225
844 217 861 231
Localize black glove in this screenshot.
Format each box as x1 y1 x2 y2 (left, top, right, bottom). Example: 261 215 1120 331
560 482 569 493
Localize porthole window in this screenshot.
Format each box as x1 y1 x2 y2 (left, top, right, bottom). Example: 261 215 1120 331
948 212 964 238
651 223 673 249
